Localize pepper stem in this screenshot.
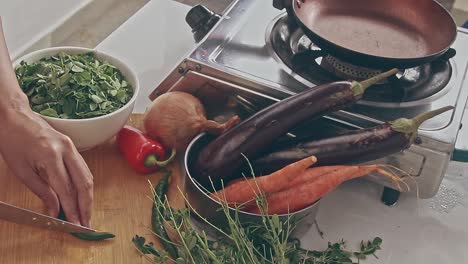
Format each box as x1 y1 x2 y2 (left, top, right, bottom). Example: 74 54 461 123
352 68 400 97
144 148 177 168
390 106 454 142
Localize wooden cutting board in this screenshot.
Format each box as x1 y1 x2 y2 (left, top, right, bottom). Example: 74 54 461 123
0 114 185 264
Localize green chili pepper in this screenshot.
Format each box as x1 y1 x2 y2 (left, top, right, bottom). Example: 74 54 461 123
58 207 115 241
71 231 115 241
152 169 178 259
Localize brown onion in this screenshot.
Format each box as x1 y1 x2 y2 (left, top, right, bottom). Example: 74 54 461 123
143 91 240 151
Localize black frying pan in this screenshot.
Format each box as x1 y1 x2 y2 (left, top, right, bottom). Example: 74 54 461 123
291 0 458 69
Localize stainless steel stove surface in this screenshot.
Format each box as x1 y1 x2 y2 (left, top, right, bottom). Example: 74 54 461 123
151 0 468 199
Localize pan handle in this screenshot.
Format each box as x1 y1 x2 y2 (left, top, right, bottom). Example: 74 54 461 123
435 48 456 63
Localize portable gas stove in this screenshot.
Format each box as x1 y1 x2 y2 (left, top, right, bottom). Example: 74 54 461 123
150 0 468 202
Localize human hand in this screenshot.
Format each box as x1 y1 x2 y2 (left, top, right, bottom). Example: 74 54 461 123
0 107 94 227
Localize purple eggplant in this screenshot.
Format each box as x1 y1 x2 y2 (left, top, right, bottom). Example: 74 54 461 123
252 106 454 174
193 68 400 188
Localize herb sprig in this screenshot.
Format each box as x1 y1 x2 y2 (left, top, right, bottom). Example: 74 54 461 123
15 52 133 119
133 173 383 264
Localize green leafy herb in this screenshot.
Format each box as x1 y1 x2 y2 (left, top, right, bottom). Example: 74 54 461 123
15 52 133 119
132 235 160 256
300 237 383 264
134 170 383 264
354 237 383 260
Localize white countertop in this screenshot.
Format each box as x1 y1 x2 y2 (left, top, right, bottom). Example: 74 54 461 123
1 0 92 60
96 1 468 263
96 0 194 114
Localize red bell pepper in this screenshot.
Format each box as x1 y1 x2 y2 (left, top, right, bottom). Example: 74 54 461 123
116 125 176 174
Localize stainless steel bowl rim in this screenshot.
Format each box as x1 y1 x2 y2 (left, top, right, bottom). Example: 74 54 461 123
183 133 320 218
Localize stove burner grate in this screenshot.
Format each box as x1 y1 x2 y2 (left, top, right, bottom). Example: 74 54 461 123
321 55 383 81
268 15 453 105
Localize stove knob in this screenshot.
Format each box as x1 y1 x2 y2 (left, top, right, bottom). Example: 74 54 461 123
273 0 296 27
273 0 293 11
273 0 287 9
185 5 221 42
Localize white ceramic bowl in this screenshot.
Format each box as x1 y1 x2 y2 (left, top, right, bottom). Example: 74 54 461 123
13 47 140 151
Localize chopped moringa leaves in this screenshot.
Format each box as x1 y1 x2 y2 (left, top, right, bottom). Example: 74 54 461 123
15 52 133 119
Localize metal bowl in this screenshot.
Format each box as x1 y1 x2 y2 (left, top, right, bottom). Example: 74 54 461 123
183 133 320 234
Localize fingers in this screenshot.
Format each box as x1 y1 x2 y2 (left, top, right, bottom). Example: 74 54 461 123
5 160 60 217
29 177 60 217
37 157 81 225
64 149 94 227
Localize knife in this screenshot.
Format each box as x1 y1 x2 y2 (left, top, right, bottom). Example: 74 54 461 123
0 201 96 233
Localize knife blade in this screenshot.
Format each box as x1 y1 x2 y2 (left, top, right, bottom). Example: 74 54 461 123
0 201 96 233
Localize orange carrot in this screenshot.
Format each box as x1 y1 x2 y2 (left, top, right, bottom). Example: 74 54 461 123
210 156 317 206
223 164 339 189
288 165 347 187
225 177 244 187
248 164 403 215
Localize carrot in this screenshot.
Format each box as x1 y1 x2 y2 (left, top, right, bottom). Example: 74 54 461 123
248 164 404 215
210 156 317 206
225 178 244 187
288 165 347 187
223 163 338 189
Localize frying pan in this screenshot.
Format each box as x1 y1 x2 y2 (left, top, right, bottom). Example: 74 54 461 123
291 0 458 69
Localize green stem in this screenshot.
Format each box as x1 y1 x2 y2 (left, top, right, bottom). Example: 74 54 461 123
412 106 454 128
152 170 179 259
390 106 454 141
144 148 177 168
352 68 400 96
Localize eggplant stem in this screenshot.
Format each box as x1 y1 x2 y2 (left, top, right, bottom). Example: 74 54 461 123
352 68 400 97
390 106 454 142
145 149 177 168
412 106 454 128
